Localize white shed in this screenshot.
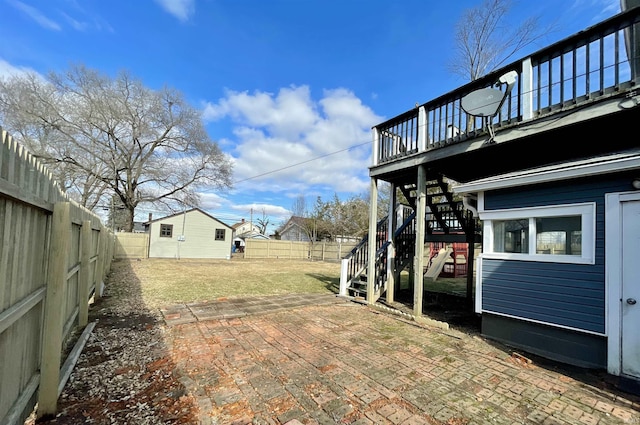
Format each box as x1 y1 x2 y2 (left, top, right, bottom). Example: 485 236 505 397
146 208 232 259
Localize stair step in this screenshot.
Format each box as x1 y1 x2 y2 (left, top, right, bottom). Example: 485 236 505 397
348 286 367 297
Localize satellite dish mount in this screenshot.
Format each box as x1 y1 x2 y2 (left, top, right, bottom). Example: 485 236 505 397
460 71 518 143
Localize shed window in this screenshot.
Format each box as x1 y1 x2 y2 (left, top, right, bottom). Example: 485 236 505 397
481 203 595 264
215 229 225 241
160 224 173 238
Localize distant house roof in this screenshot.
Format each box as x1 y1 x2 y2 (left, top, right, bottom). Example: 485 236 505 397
278 216 307 232
234 231 269 240
231 219 247 230
144 208 231 229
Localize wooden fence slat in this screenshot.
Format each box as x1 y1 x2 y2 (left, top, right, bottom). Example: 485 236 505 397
0 288 45 335
0 373 39 425
37 202 71 417
243 239 357 260
1 126 114 421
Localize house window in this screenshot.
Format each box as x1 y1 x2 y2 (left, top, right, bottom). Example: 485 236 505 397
493 219 529 253
481 203 595 264
160 224 173 238
215 229 225 241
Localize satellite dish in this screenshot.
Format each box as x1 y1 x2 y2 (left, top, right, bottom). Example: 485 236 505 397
460 71 518 143
460 87 504 117
461 70 518 118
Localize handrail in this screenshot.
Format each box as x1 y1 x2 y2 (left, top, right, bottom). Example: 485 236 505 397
375 6 640 164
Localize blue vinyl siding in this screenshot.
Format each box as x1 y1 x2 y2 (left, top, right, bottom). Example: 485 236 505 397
481 173 634 334
482 259 604 333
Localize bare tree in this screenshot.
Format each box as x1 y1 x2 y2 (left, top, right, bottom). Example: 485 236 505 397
0 65 233 231
448 0 550 81
255 208 270 234
290 194 307 218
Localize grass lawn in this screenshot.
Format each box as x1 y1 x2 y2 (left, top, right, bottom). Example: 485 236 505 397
397 271 471 296
115 257 341 308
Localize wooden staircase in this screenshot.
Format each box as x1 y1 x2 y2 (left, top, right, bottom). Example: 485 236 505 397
339 174 480 300
399 174 479 242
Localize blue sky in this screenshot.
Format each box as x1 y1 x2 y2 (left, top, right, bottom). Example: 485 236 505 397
0 0 621 233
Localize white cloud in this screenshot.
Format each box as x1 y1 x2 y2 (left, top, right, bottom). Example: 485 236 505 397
0 58 40 80
154 0 195 22
198 191 228 210
231 203 291 219
7 0 61 31
61 12 89 31
570 0 620 22
203 85 381 196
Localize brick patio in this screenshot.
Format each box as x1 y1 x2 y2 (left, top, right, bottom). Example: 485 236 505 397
161 296 640 424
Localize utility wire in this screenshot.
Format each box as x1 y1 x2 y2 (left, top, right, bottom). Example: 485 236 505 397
233 141 370 184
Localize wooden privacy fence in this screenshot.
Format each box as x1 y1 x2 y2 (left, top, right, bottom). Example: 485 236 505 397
0 127 114 423
115 232 149 258
244 239 357 261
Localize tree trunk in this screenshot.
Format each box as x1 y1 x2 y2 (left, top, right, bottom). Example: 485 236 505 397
124 206 135 232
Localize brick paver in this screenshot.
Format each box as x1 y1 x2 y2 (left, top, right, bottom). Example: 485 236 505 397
164 298 640 424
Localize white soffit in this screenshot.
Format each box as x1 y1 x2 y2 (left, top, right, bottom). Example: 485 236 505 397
453 150 640 194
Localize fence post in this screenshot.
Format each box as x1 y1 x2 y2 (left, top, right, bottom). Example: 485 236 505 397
78 220 92 327
38 202 71 417
94 230 104 299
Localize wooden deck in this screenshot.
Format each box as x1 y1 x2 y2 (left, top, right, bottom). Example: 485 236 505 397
371 7 640 187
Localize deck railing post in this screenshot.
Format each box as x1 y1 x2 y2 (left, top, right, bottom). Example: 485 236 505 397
372 128 380 166
339 258 349 296
418 106 427 151
38 201 71 417
521 57 534 120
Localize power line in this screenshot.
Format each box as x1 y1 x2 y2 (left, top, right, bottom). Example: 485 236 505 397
233 140 370 184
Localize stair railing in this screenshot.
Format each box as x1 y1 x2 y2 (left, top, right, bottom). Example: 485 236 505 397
393 211 416 274
339 216 388 296
339 210 417 297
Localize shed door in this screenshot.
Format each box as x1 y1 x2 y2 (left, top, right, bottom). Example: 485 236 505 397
622 199 640 378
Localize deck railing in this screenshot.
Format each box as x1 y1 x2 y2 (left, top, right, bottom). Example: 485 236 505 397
374 7 640 165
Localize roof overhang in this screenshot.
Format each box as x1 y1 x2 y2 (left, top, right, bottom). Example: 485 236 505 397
453 149 640 194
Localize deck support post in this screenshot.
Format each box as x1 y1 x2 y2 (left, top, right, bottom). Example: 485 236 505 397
386 183 397 304
466 231 475 310
366 177 378 304
413 165 427 317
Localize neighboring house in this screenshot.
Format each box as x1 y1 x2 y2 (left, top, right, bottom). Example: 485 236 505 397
145 208 232 259
231 218 267 252
231 218 262 238
132 221 146 233
278 216 312 242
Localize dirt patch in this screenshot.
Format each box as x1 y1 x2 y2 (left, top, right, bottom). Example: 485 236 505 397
27 260 200 425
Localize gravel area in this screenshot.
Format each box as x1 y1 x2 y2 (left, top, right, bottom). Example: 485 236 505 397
26 261 201 425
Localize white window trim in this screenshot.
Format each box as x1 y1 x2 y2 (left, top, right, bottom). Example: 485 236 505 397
479 201 596 265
